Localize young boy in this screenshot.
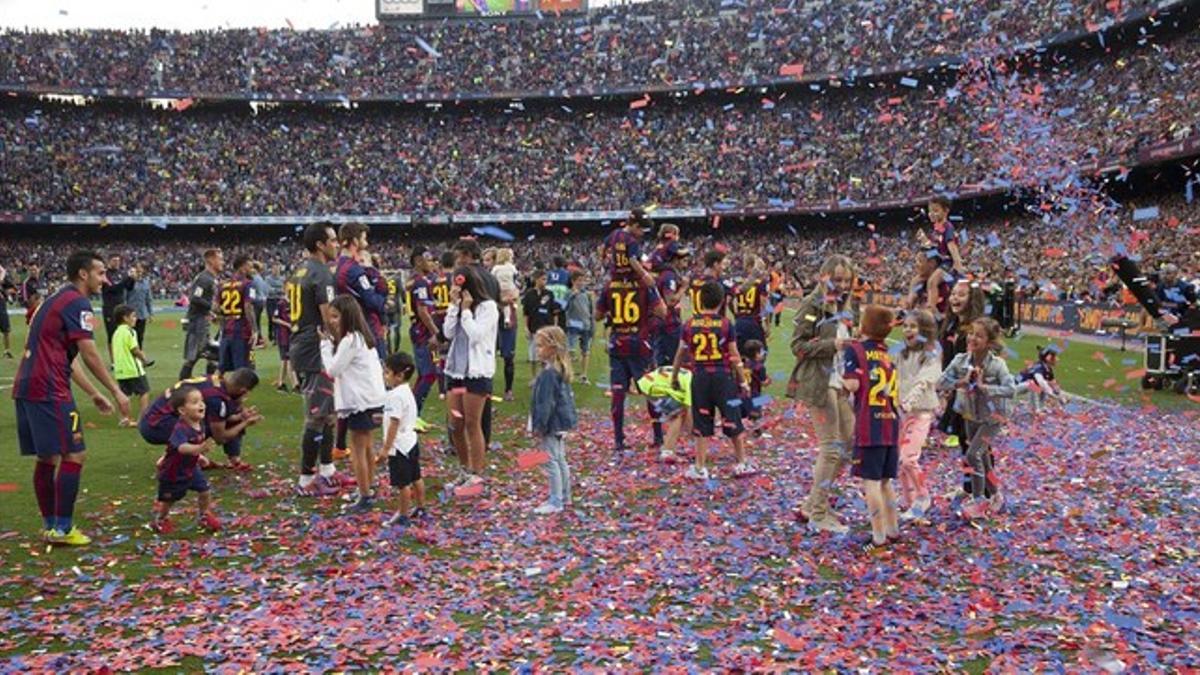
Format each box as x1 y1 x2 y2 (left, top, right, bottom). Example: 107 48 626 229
671 280 751 480
637 366 693 462
271 296 296 392
842 305 901 552
741 339 770 422
112 304 150 426
565 270 594 384
151 387 221 534
381 352 426 528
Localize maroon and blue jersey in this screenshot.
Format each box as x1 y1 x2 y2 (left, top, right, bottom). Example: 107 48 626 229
843 338 899 448
220 275 255 340
335 255 388 324
657 268 684 334
688 273 731 316
158 420 205 483
647 240 680 274
604 229 643 282
732 278 768 322
1018 361 1055 385
934 221 956 265
408 274 436 346
430 272 452 338
362 265 388 344
144 374 233 432
748 358 767 398
913 272 951 316
598 278 662 358
13 286 95 403
681 312 737 374
272 299 291 348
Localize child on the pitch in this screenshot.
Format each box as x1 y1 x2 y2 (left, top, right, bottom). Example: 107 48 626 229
740 339 770 421
671 280 751 480
381 352 426 528
271 296 297 392
321 295 387 513
937 317 1019 520
151 387 221 534
896 309 940 520
111 304 150 426
529 326 578 514
637 366 693 462
1017 345 1063 411
842 305 901 551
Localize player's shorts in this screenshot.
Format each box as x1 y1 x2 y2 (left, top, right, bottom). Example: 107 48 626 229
300 372 335 426
690 370 744 439
609 353 650 393
157 468 210 502
118 376 150 397
654 330 680 367
138 411 177 445
0 307 10 334
734 318 765 353
497 325 517 359
276 334 290 361
343 406 383 431
15 399 86 458
182 317 209 362
567 328 592 355
388 445 422 488
447 377 493 397
852 444 899 481
219 337 253 372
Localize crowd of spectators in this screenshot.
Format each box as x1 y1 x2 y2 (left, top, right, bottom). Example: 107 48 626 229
2 28 1197 217
0 0 1162 98
2 194 1196 312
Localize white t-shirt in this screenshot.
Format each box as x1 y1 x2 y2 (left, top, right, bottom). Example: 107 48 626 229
829 322 850 390
383 383 419 457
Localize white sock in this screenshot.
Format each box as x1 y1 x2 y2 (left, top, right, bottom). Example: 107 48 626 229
319 463 337 478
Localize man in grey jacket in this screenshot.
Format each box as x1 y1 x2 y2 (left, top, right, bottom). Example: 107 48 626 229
126 262 154 347
180 249 224 379
788 255 859 535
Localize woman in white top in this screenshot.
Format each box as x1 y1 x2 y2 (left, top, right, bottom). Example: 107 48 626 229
443 266 499 486
320 295 386 512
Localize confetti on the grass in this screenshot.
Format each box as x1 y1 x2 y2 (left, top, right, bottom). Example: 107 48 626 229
2 400 1197 671
516 450 550 470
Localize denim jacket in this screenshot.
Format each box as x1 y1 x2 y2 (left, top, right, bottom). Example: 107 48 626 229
937 351 1023 421
530 367 578 436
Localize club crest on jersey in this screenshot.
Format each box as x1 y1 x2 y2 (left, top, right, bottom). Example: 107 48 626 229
80 311 95 332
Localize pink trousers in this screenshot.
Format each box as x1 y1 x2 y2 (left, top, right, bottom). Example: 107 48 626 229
898 412 933 505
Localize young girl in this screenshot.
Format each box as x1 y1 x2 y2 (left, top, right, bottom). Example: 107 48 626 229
151 387 221 534
321 295 387 513
896 310 941 520
937 317 1019 520
381 352 426 528
842 305 900 552
492 248 520 306
529 326 578 515
1018 346 1063 411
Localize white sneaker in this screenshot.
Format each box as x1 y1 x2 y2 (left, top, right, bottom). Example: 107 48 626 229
533 502 563 515
988 491 1005 514
900 496 932 521
659 448 676 461
684 465 710 481
732 461 757 477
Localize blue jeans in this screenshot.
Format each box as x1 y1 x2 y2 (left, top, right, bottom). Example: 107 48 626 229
542 434 571 507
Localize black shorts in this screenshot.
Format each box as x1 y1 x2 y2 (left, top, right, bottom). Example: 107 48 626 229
118 375 150 397
447 377 493 396
344 406 383 431
690 369 744 438
388 445 422 488
104 313 120 342
157 469 210 502
300 372 335 425
852 445 899 481
0 307 10 334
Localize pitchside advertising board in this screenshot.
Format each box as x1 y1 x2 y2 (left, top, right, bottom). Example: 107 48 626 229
378 0 584 19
